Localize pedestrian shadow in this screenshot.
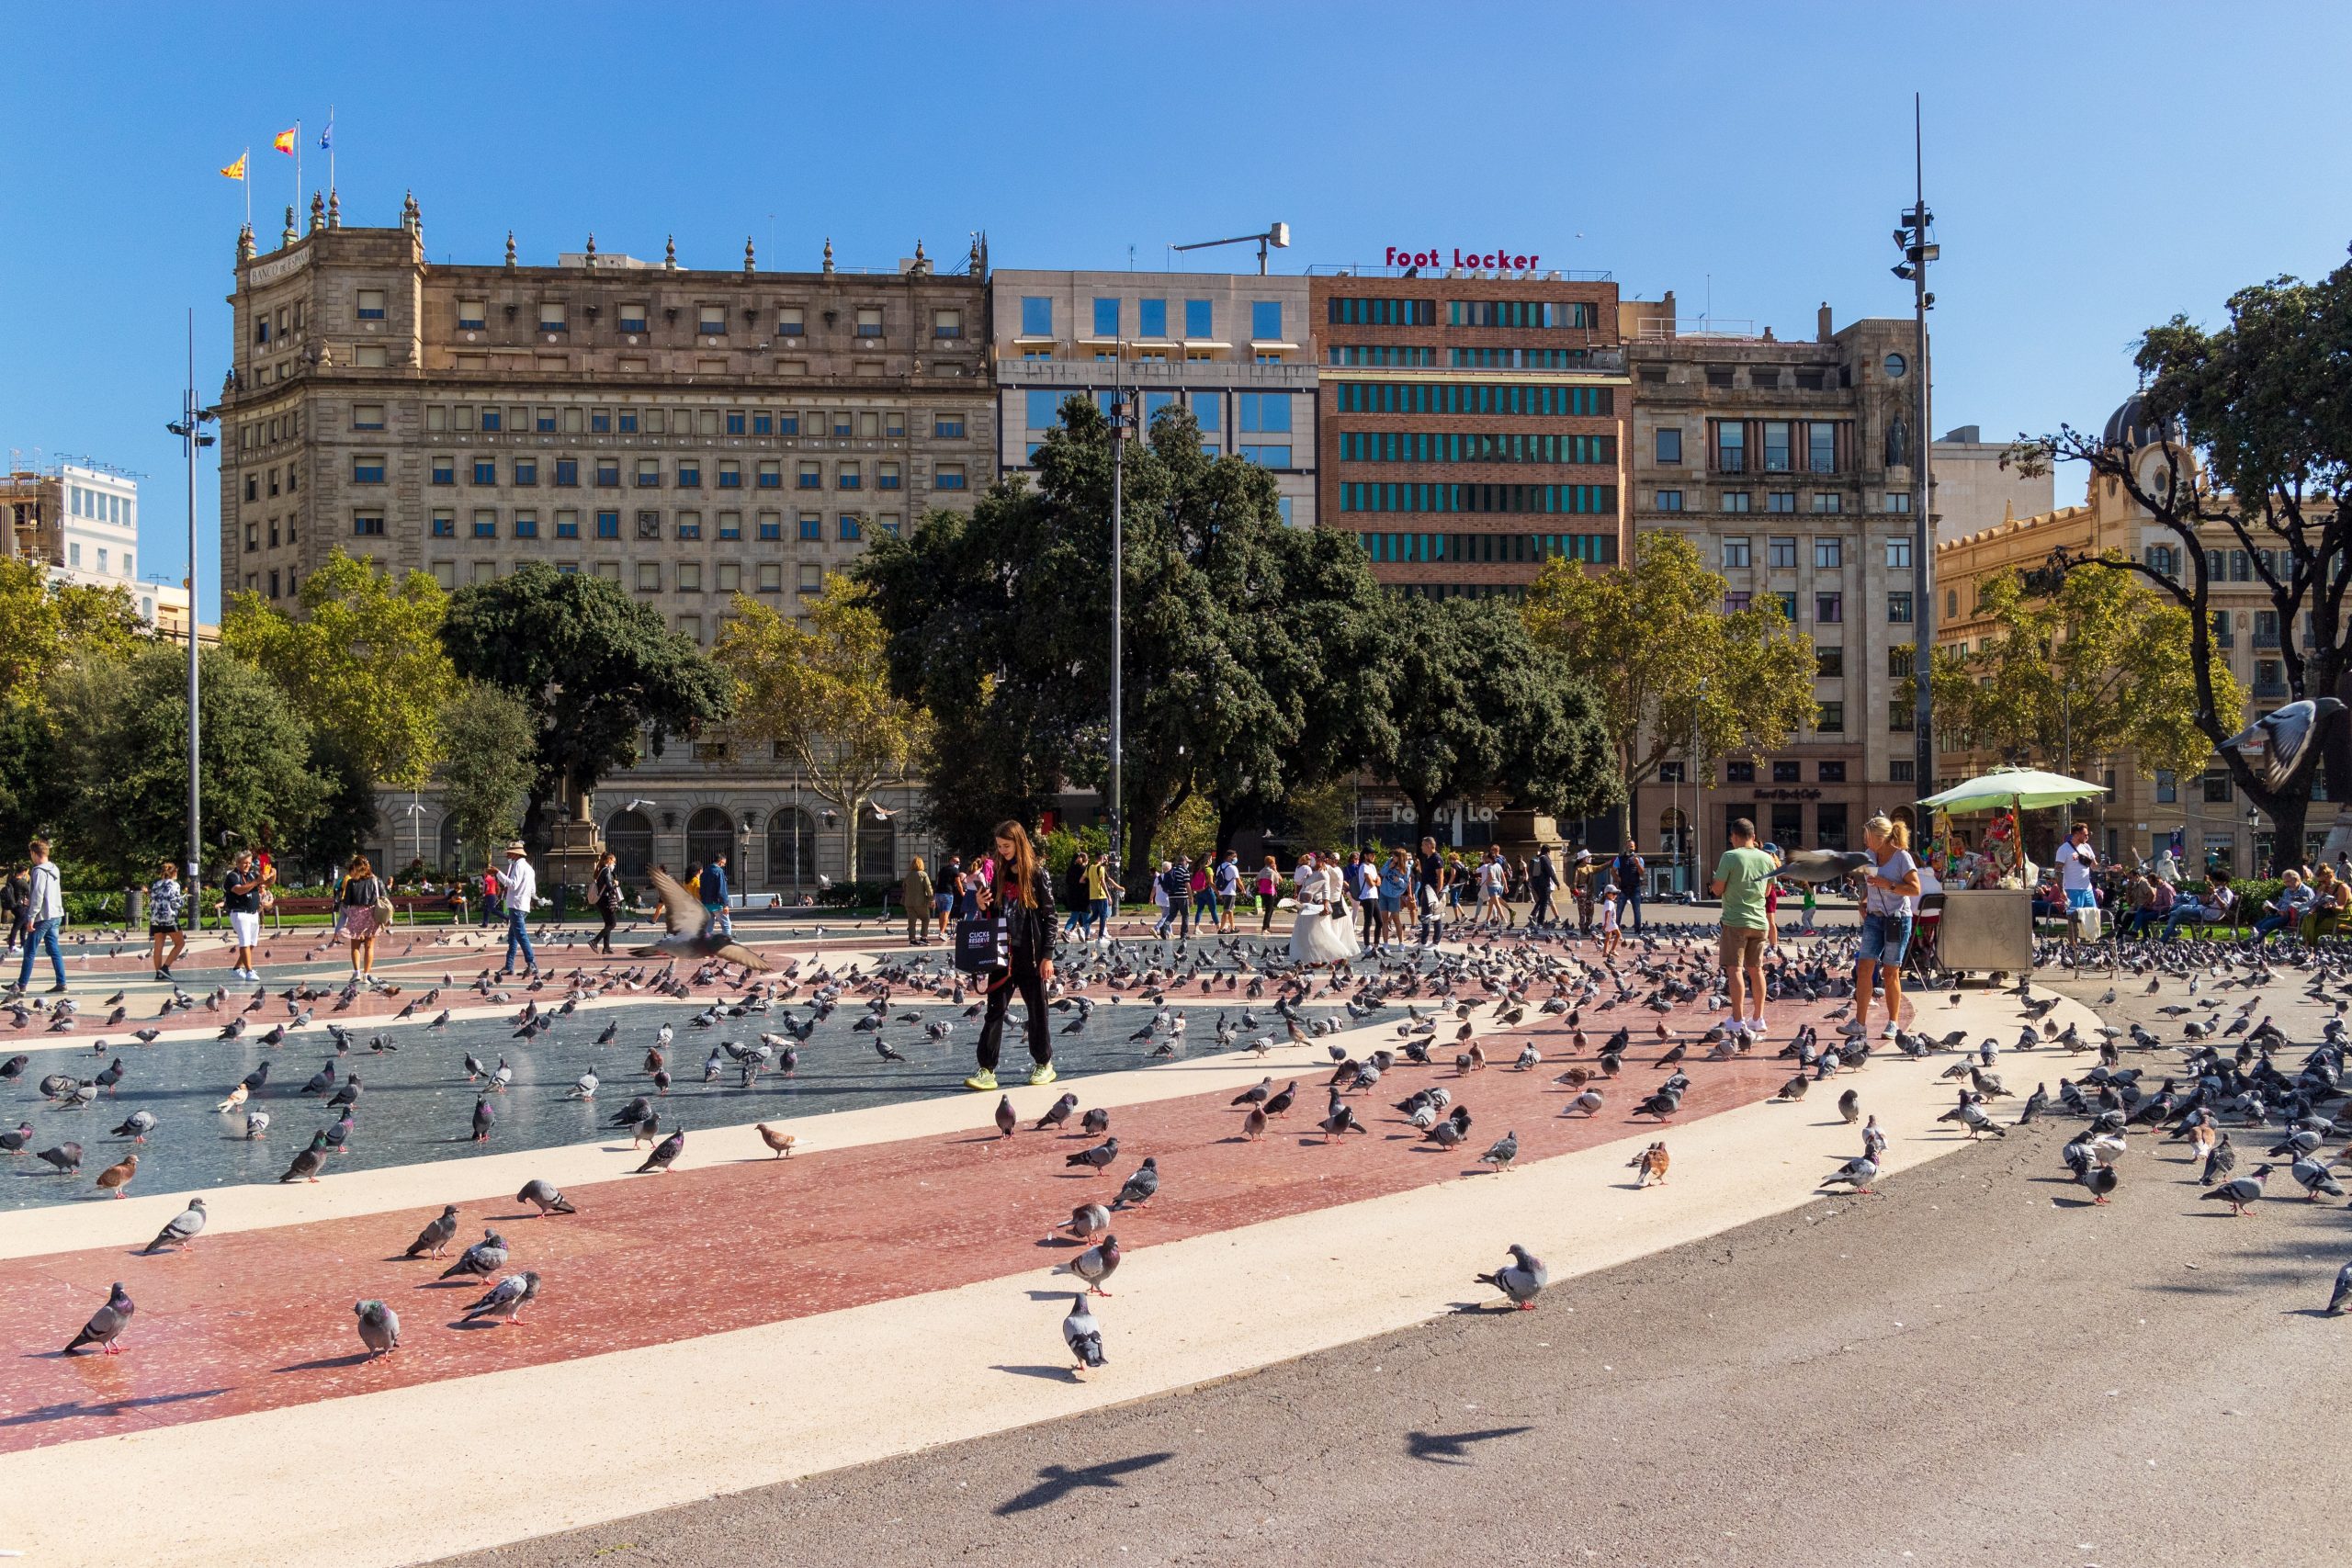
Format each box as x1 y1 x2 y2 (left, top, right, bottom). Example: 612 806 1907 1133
993 1451 1174 1515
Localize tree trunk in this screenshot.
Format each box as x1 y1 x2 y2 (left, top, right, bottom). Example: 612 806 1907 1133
1408 791 1442 847
1125 808 1159 894
2260 785 2310 875
841 792 865 884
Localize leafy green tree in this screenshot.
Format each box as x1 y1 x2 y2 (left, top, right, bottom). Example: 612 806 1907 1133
433 682 539 871
440 564 733 843
713 578 930 882
1920 558 2242 784
44 644 324 886
1522 532 1816 836
1364 596 1620 843
0 558 147 710
0 699 62 852
860 399 1394 873
2010 254 2352 869
221 548 458 790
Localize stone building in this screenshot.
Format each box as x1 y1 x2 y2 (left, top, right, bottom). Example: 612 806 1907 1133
1931 424 2052 540
1935 395 2307 875
214 192 992 889
1621 298 1931 891
2 462 189 627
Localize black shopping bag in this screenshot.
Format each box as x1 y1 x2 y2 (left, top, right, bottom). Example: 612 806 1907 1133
953 913 1010 976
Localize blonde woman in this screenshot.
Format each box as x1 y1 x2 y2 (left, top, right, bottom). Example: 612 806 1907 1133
1852 816 1922 1042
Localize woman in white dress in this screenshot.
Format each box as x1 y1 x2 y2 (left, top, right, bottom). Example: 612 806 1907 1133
1290 852 1361 966
1286 852 1325 966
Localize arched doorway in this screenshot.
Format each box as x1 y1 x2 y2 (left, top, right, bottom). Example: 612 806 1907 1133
767 808 817 889
686 807 735 879
604 809 653 880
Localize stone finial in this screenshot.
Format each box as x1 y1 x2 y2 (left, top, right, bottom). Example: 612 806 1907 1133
237 223 256 264
281 204 299 246
401 189 422 244
968 231 984 275
585 231 597 262
328 188 341 228
911 238 929 275
506 230 518 267
309 190 325 232
822 237 835 274
745 236 756 274
663 234 677 270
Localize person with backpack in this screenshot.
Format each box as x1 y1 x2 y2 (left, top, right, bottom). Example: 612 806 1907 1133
963 820 1058 1093
1613 840 1648 933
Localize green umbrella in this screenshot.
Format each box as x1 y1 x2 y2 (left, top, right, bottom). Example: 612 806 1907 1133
1917 765 2109 814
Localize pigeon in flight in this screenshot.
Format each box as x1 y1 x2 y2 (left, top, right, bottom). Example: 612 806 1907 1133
631 870 771 971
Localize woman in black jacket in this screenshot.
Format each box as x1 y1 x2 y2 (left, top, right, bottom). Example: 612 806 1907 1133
965 818 1058 1092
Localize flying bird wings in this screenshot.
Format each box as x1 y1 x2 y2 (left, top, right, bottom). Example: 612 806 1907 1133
649 869 705 937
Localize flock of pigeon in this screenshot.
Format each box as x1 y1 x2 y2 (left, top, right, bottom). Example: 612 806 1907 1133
28 911 2352 1381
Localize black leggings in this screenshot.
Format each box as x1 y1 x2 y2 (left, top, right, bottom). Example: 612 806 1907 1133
976 955 1051 1071
594 903 616 953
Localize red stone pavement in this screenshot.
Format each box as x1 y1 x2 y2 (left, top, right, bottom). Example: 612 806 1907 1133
0 994 1883 1455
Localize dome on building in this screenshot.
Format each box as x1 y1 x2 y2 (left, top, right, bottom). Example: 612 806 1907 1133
2101 393 2176 450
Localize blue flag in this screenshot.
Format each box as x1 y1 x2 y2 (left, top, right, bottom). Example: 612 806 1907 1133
318 116 334 151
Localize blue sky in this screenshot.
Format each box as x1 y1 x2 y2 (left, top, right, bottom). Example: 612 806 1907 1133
8 1 2348 613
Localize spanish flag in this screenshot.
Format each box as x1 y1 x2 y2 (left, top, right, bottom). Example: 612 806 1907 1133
220 151 248 179
272 126 299 154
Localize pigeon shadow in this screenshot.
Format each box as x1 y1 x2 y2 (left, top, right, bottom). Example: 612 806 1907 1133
0 1386 229 1425
446 1317 510 1331
989 1362 1077 1382
274 1352 376 1372
993 1451 1175 1515
1405 1426 1533 1465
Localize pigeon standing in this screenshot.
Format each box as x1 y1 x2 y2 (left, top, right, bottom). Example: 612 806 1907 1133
63 1281 135 1355
1063 1292 1107 1373
1475 1244 1546 1310
1477 1132 1520 1173
404 1204 461 1259
1065 1136 1119 1174
460 1271 542 1325
355 1299 401 1358
1055 1233 1122 1295
438 1229 509 1281
144 1197 207 1252
515 1178 577 1216
2200 1163 2272 1217
994 1095 1018 1140
1112 1156 1159 1211
636 1128 684 1173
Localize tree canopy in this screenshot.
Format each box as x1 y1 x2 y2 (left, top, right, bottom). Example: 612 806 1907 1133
2010 249 2352 868
713 576 930 882
1521 532 1816 831
434 682 539 870
1917 557 2240 785
221 548 458 790
0 558 147 710
44 643 325 886
1366 595 1620 842
440 563 732 840
858 398 1395 871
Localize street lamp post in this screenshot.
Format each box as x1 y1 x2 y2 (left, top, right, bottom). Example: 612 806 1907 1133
1893 95 1939 799
1692 677 1708 902
1107 378 1137 885
164 310 216 930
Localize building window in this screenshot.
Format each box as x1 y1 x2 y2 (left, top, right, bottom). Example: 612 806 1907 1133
1655 490 1684 512
429 457 455 486
1884 536 1913 570
835 513 861 542
470 458 495 486
1946 588 1959 619
1765 536 1796 569
595 510 619 539
837 462 862 491
1726 760 1756 784
678 562 703 592
2155 769 2177 804
1888 701 1915 731
1888 647 1915 679
1724 591 1752 614
1655 427 1682 464
1761 422 1792 472
757 460 782 490
1815 646 1843 677
697 304 726 336
1814 536 1843 569
636 510 661 540
1889 760 1916 784
1248 300 1283 341
356 288 386 321
555 510 580 539
935 414 965 438
1722 536 1751 569
1767 491 1796 513
2202 769 2233 804
774 307 801 338
757 563 784 592
619 303 648 333
1715 422 1746 472
798 513 822 540
538 301 567 332
352 455 386 485
797 462 821 490
1238 446 1293 468
1772 761 1802 784
677 459 701 489
855 307 884 339
618 410 639 434
1815 592 1842 623
717 512 742 541
1810 493 1843 513
470 510 497 539
1238 393 1292 433
456 300 484 331
637 562 661 592
513 512 539 539
352 403 385 431
1091 297 1121 337
757 513 781 541
431 511 455 537
718 460 741 490
1885 491 1912 513
1818 761 1846 783
638 459 662 488
1173 299 1209 339
934 463 966 491
1020 296 1053 336
595 460 620 488
676 513 703 541
1816 702 1845 732
513 457 537 486
1772 591 1798 621
1887 591 1913 624
876 461 901 491
1720 491 1751 513
353 513 385 536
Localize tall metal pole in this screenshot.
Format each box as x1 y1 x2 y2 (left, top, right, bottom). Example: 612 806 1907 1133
168 311 212 931
1109 386 1125 886
1909 94 1937 800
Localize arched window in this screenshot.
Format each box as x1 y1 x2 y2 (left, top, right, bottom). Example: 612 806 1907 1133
604 809 653 880
685 807 735 879
767 808 817 889
855 812 897 883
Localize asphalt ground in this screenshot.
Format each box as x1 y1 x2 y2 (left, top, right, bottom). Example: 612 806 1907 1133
439 932 2351 1568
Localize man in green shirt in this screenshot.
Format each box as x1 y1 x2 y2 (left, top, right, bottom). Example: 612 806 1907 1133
1711 818 1781 1035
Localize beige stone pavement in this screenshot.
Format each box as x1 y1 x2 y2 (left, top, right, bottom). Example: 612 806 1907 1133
0 985 2077 1568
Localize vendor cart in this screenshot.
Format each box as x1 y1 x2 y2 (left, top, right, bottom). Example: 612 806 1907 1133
1914 767 2109 981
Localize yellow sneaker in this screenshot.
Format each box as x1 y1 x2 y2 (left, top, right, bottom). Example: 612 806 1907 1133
962 1068 998 1092
1027 1061 1058 1088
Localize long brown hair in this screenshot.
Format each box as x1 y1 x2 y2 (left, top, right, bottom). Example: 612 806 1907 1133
993 819 1040 907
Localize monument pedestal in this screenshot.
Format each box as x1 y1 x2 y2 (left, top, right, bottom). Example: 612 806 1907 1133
544 784 605 903
1493 809 1569 857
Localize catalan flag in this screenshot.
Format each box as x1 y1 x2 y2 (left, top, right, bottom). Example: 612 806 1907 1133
272 126 299 154
220 151 248 179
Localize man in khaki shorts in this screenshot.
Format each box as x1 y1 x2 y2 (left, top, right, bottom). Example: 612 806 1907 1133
1710 818 1781 1038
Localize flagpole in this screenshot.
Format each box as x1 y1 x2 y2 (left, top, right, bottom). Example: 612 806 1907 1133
243 150 251 229
294 120 302 216
326 105 334 197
